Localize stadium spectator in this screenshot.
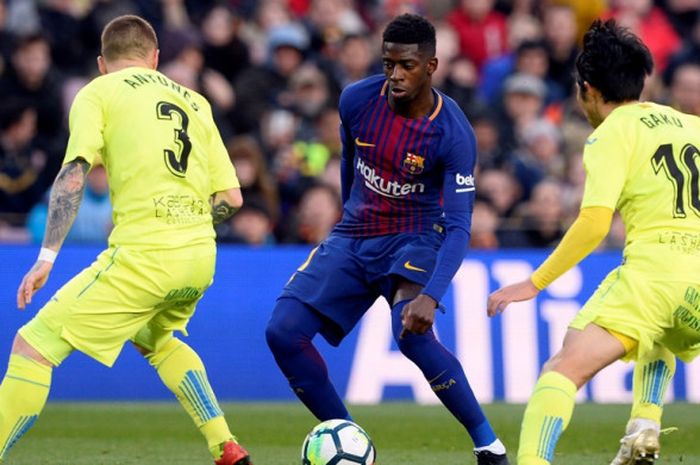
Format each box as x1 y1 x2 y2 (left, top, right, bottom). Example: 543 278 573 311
35 0 97 75
284 105 342 193
3 0 40 36
446 0 508 72
605 0 682 73
226 134 280 224
303 0 366 58
430 22 483 115
556 0 607 42
0 99 55 227
478 168 523 226
515 40 566 103
430 22 460 88
0 0 14 73
509 119 565 199
232 22 308 134
472 111 507 170
286 63 335 140
329 33 378 89
281 181 341 244
502 178 566 248
319 153 341 197
217 199 276 246
542 4 579 98
200 4 251 83
469 197 501 250
663 0 700 37
0 33 66 146
668 62 700 115
496 73 547 153
479 14 543 104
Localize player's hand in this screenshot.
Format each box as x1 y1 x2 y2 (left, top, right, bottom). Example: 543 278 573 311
17 260 53 310
400 294 438 339
487 279 540 317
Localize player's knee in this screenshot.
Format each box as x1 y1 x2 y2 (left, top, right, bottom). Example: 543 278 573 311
541 352 591 388
395 336 415 358
265 318 298 354
394 329 434 358
11 333 53 367
131 341 152 357
267 298 319 354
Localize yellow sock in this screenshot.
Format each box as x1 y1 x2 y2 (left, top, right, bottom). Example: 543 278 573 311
0 354 52 461
146 338 232 457
630 344 675 423
518 371 577 465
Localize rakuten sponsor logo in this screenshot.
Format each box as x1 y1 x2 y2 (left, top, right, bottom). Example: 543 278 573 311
455 173 475 193
357 158 425 198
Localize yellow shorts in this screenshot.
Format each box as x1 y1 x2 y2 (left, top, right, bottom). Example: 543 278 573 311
571 265 700 362
19 245 216 367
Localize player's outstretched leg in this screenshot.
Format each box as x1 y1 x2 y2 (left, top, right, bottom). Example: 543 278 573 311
265 297 351 421
0 336 53 462
610 344 674 465
518 324 627 465
390 301 509 464
517 371 575 465
139 338 251 465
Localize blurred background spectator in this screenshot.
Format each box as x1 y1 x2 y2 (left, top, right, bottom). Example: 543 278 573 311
1 0 698 250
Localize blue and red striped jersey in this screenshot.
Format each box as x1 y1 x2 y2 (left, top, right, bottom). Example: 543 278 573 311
334 75 477 300
335 74 476 237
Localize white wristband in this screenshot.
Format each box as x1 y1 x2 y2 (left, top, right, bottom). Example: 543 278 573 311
38 247 58 263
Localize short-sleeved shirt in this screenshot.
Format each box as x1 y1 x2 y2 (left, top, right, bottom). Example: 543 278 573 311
581 101 700 280
65 66 239 250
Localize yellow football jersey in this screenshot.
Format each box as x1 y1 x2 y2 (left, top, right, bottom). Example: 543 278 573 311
64 66 239 250
581 101 700 280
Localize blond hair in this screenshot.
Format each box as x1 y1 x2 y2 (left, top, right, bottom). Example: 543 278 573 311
101 15 158 62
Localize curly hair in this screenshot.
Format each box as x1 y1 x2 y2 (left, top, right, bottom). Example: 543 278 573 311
576 19 653 102
382 13 436 57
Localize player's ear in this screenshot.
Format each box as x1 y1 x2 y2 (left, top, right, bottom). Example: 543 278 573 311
152 49 159 70
97 56 108 75
426 56 438 76
584 81 604 102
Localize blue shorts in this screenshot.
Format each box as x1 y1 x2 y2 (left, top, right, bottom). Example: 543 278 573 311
280 229 444 345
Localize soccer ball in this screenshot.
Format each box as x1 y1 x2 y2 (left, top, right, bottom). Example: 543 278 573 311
301 419 376 465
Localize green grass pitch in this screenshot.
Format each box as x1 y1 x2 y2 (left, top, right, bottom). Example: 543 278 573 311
7 402 700 464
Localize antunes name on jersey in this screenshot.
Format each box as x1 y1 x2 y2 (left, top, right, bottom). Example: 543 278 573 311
122 72 200 111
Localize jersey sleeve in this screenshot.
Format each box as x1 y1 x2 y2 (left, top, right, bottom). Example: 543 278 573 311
422 127 476 302
580 119 631 210
338 87 356 204
206 106 239 193
64 84 104 166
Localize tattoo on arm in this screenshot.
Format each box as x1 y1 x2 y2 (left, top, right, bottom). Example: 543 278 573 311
43 159 90 249
211 198 238 225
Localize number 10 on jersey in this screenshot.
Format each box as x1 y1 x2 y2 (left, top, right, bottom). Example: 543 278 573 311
651 143 700 218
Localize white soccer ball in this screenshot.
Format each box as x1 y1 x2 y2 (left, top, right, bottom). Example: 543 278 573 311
301 419 376 465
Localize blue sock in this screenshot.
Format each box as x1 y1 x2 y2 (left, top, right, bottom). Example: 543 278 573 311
392 300 497 447
266 297 351 421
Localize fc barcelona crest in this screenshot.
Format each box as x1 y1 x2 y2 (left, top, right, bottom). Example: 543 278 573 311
402 152 425 175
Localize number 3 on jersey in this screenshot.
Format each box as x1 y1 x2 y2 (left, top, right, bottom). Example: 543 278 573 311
157 101 192 178
651 143 700 218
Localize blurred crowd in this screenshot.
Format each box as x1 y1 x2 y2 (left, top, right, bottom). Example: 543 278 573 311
0 0 699 249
